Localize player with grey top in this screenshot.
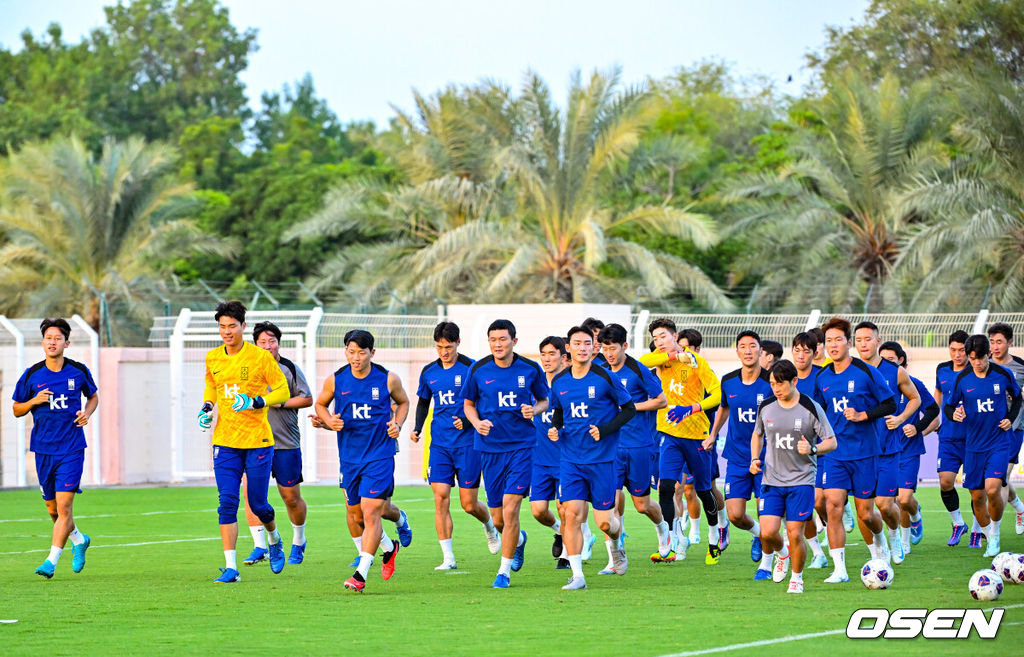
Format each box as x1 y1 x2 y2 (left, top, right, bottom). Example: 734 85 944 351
750 360 837 594
987 322 1024 535
242 321 314 565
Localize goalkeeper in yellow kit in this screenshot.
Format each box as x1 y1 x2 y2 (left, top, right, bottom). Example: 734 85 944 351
639 318 725 564
199 301 290 583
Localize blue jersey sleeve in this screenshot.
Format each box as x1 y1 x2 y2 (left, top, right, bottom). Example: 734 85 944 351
13 368 32 403
415 366 431 400
549 380 563 411
868 366 894 406
82 366 98 397
914 377 936 410
612 376 631 406
463 367 480 403
530 368 548 402
642 366 662 401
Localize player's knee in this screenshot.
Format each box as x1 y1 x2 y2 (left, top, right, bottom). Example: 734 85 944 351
459 498 477 514
218 496 240 524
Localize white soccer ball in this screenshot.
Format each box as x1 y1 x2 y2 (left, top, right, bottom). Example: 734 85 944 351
1002 554 1024 584
991 551 1014 575
860 558 894 590
969 569 1004 601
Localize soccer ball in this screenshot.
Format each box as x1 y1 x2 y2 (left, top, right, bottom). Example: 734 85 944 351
969 569 1004 601
860 558 894 590
991 551 1014 575
1002 554 1024 584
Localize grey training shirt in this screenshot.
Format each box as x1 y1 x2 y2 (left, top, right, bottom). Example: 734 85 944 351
267 356 311 450
754 393 834 487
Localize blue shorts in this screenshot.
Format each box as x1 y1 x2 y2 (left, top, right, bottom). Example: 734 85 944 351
899 452 921 491
35 450 85 501
876 453 899 498
340 457 395 506
759 485 814 521
815 454 828 488
964 447 1009 490
659 432 712 490
428 444 482 489
650 447 661 487
616 446 654 497
271 448 303 487
937 437 965 474
480 448 532 508
214 444 274 525
531 464 559 502
822 456 877 499
559 460 617 510
1009 430 1023 465
724 461 762 500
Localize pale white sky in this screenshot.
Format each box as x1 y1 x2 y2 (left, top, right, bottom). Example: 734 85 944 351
1 0 869 126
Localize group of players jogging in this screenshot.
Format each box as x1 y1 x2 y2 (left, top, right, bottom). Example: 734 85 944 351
14 303 1024 595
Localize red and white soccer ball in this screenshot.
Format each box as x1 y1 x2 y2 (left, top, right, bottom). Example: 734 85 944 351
1001 554 1024 585
969 569 1004 601
860 558 893 590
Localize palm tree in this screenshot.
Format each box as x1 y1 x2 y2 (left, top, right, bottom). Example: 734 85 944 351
0 135 231 342
899 72 1024 309
724 72 948 312
287 69 730 310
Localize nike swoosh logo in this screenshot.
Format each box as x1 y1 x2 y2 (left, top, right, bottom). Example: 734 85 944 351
560 390 569 395
798 511 809 517
966 388 975 392
429 380 438 384
341 391 351 395
823 386 830 391
258 455 266 460
64 483 74 487
516 485 525 490
213 370 221 375
485 379 496 384
728 394 738 398
370 489 381 494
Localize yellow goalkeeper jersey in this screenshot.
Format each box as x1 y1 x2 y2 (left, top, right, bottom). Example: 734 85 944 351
204 341 288 449
639 348 721 439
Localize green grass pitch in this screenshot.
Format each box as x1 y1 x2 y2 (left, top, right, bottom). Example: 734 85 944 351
1 485 1022 656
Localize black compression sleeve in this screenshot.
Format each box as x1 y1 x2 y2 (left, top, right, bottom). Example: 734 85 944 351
413 396 430 434
944 403 957 421
914 402 939 434
595 401 636 438
864 397 896 421
1006 393 1022 424
552 407 564 429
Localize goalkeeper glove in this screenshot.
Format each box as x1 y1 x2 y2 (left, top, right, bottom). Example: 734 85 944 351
667 403 702 424
198 402 214 430
231 392 266 412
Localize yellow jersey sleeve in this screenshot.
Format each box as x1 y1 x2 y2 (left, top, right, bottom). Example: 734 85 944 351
207 342 278 449
651 348 714 439
696 356 721 411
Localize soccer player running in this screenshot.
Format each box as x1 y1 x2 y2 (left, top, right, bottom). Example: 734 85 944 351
13 318 98 579
813 317 896 583
531 336 572 570
595 324 671 567
987 323 1024 535
240 322 313 566
463 319 548 589
314 329 412 593
411 322 499 570
199 301 290 583
792 331 831 569
852 322 921 565
642 319 725 565
759 341 783 371
548 326 636 590
945 334 1022 558
751 360 837 594
878 341 939 558
933 330 972 546
706 330 772 575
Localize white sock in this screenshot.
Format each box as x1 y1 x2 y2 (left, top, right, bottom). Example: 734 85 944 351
988 522 1000 539
830 547 846 572
656 520 670 542
782 532 789 547
552 518 562 534
48 545 64 565
1011 497 1024 513
619 515 625 535
380 530 395 553
605 538 615 562
440 538 454 562
292 523 306 546
224 549 236 570
887 527 897 544
352 536 363 551
791 570 803 583
873 529 887 552
581 522 593 542
979 522 991 539
516 530 525 547
778 545 789 560
972 516 981 532
689 515 700 536
356 551 373 578
807 536 824 558
250 525 267 549
759 550 773 570
568 554 584 579
950 509 964 525
750 521 760 536
484 518 496 532
498 557 513 576
395 512 408 529
266 528 281 546
718 508 728 527
910 509 922 522
68 527 85 546
900 526 911 548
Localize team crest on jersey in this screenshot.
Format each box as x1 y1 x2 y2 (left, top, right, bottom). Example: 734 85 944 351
794 418 803 431
241 366 249 381
371 387 380 400
621 378 628 389
848 380 855 392
756 394 764 404
67 378 75 390
994 383 1001 394
455 375 462 387
588 385 596 399
518 375 525 388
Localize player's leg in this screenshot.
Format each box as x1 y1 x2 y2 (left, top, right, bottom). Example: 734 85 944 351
244 446 284 574
681 439 720 562
241 474 268 565
379 495 411 548
1004 431 1024 534
785 518 806 593
656 438 686 560
803 485 827 569
212 446 245 582
458 479 500 554
724 464 760 561
278 482 307 563
561 498 588 589
431 481 457 568
756 488 783 582
683 481 701 543
590 460 625 579
530 463 563 565
981 446 1008 557
491 448 531 587
822 456 854 582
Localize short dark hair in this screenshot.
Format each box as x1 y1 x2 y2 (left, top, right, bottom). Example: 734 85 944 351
487 319 516 339
965 334 990 359
648 318 677 335
808 327 824 344
988 322 1014 342
879 340 907 367
792 331 818 352
736 330 761 344
679 328 703 348
854 320 879 335
598 323 629 345
648 340 656 352
539 335 567 357
769 359 798 383
344 329 375 350
949 330 970 345
822 316 851 340
581 317 605 336
252 321 282 343
40 318 71 340
761 340 783 360
433 321 460 343
214 300 247 324
566 326 593 342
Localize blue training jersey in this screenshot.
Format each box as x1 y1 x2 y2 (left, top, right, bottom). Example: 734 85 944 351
533 375 561 467
935 360 967 442
417 354 475 450
899 375 935 456
13 359 98 455
873 358 904 455
814 358 894 462
947 363 1021 453
719 367 772 464
550 364 632 464
795 364 822 398
463 354 548 453
606 355 662 450
333 363 395 465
